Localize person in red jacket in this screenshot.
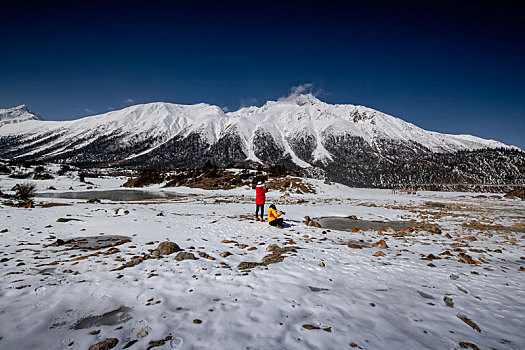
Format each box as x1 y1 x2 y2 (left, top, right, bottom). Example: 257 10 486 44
255 181 268 221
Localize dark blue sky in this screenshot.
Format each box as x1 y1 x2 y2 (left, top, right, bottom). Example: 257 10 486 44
1 0 524 149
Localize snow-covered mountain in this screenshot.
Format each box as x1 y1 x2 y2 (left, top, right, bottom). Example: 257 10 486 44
0 104 42 126
1 95 523 186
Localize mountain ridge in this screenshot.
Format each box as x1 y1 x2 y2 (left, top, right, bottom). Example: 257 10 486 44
1 96 523 189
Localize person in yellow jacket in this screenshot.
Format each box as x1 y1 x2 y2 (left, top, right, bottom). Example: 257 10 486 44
268 204 285 228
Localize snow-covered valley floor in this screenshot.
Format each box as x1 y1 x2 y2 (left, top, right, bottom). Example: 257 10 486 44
1 175 524 350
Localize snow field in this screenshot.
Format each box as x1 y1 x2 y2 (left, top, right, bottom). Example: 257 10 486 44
0 177 524 349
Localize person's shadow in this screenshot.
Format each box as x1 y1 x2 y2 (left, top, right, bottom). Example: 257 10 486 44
282 221 295 228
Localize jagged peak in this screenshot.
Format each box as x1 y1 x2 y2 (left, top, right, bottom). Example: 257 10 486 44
0 104 42 124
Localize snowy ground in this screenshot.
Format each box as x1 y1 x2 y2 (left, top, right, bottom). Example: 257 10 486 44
1 173 524 350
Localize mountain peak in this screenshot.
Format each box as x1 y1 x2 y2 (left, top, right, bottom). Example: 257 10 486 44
275 93 323 106
294 93 323 106
0 104 42 126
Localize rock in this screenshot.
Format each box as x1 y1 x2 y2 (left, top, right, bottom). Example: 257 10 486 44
262 252 287 265
372 240 388 248
347 215 358 220
444 296 454 308
147 336 173 350
104 247 120 255
220 251 232 258
457 285 469 294
239 245 299 271
114 208 129 216
443 233 452 239
304 216 321 228
89 338 119 350
137 330 148 338
266 244 280 252
236 244 248 249
428 227 442 234
174 252 196 261
238 261 260 270
458 253 476 265
56 218 82 222
457 314 481 333
152 241 181 256
422 254 441 260
319 261 325 267
87 198 101 204
459 341 480 350
373 251 386 257
193 319 202 324
302 324 320 330
347 243 363 249
198 252 215 260
112 256 145 270
309 286 330 292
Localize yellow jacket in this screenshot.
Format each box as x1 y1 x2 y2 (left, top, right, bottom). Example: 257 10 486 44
268 208 282 223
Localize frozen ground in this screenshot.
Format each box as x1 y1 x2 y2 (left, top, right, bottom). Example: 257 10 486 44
1 173 524 350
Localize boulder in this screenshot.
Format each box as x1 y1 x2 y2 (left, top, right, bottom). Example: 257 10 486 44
152 241 181 256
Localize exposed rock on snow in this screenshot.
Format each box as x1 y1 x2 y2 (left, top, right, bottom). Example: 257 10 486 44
174 251 196 261
151 241 181 256
88 338 119 350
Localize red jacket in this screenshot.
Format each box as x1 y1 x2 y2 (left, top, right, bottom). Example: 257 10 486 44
255 186 268 205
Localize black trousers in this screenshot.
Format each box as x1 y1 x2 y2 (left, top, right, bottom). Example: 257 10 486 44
255 204 264 218
269 218 284 227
